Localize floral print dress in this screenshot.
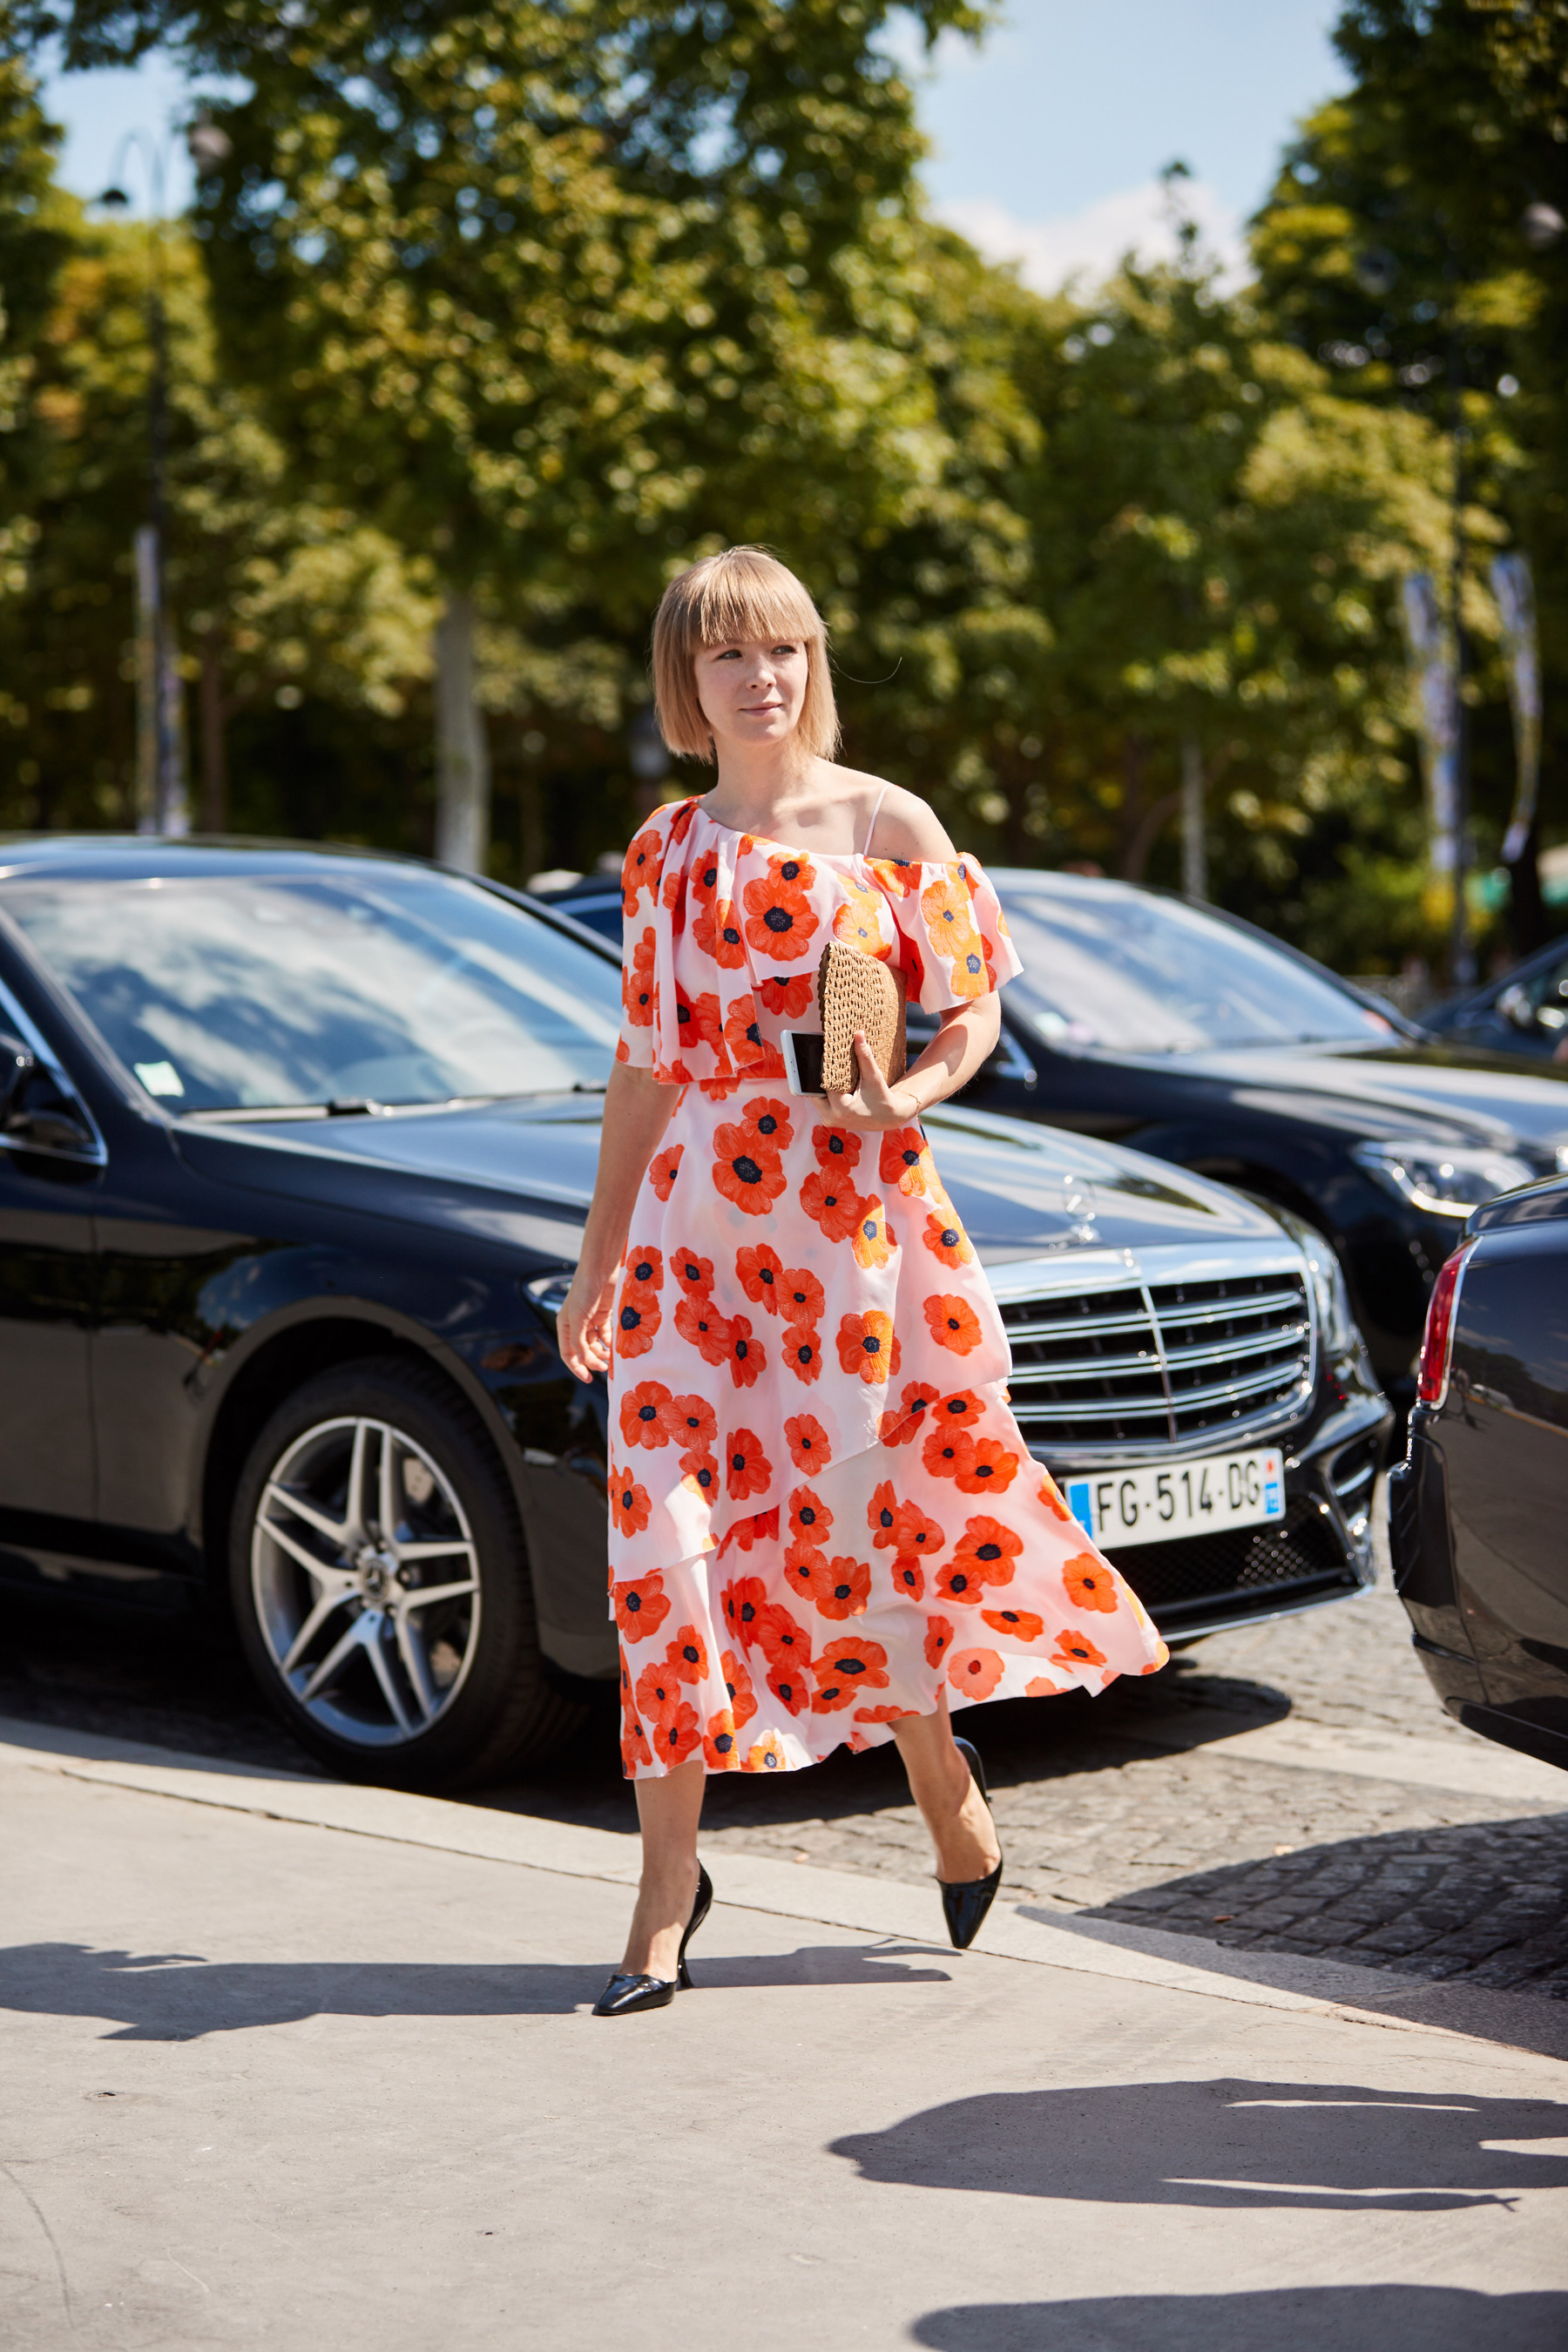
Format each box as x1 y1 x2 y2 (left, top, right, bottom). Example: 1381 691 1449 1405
606 798 1167 1778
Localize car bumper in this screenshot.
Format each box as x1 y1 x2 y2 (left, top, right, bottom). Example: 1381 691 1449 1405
1036 1391 1390 1645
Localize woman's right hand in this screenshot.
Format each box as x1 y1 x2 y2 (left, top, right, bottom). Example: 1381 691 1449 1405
557 1263 618 1383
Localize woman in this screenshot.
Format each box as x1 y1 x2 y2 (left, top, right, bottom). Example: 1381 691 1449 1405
558 547 1166 2016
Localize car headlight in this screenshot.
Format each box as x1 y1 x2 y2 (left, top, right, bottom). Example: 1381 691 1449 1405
1351 1139 1538 1218
1258 1205 1361 1356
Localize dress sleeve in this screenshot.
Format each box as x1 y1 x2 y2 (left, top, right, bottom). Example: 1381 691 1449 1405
614 819 666 1067
872 854 1024 1014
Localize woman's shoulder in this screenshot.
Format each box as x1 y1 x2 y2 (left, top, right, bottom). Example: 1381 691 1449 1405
821 765 956 862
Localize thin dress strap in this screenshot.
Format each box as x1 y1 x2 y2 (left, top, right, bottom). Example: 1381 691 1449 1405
862 782 890 857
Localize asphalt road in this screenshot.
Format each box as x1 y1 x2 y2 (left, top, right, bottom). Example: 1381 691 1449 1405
3 1494 1565 1999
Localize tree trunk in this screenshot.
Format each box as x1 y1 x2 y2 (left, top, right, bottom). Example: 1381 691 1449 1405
1180 735 1206 902
1507 815 1549 963
435 592 490 872
199 627 226 834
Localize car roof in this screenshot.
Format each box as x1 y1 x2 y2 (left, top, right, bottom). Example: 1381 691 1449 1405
0 835 445 886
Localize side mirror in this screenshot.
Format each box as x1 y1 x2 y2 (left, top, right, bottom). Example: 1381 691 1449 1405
0 1028 98 1158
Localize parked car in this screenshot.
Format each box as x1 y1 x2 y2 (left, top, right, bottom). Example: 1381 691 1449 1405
531 862 1568 1408
1389 1173 1568 1775
0 837 1389 1788
1423 930 1568 1064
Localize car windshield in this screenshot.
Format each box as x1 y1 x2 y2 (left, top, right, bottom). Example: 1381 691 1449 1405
996 880 1391 1055
3 868 624 1111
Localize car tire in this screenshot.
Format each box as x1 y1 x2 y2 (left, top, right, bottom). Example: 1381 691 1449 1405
229 1355 584 1791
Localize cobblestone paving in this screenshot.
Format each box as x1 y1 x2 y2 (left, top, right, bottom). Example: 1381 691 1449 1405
3 1497 1565 1995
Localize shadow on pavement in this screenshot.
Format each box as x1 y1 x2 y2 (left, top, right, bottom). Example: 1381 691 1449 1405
831 2078 1568 2213
909 2287 1568 2352
0 1938 949 2038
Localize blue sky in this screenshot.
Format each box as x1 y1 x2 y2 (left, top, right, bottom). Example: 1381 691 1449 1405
40 3 1349 286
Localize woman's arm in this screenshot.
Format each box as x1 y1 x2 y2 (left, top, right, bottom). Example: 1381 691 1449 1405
823 997 1001 1134
557 1061 677 1383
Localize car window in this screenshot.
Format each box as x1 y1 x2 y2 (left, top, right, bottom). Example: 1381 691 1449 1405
996 882 1391 1055
3 869 624 1111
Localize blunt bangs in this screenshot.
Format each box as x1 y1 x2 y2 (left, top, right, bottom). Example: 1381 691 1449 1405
652 547 840 762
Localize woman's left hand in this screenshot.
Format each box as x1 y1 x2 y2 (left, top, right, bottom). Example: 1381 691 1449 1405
821 1032 922 1133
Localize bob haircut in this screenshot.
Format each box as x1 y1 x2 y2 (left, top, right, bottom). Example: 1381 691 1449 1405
652 546 840 762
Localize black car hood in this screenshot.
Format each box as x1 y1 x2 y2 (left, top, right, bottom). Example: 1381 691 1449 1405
1080 1037 1568 1150
171 1092 1286 1266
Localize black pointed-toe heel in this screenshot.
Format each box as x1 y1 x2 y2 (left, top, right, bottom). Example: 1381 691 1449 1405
592 1862 713 2017
939 1737 1004 1952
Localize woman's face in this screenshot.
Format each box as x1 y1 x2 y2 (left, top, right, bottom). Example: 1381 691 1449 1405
693 634 809 754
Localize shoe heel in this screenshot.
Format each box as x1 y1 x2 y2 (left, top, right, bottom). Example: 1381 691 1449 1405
676 1862 713 1991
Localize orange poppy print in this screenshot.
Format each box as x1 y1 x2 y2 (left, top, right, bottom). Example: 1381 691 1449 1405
650 1702 702 1768
921 869 980 961
612 1571 670 1641
766 1659 814 1716
890 1497 945 1558
742 854 820 962
948 933 990 1000
719 1506 780 1556
811 1635 889 1711
740 1095 794 1152
922 1212 974 1268
620 1708 653 1773
881 1380 943 1444
674 987 726 1060
832 878 891 959
681 1453 719 1501
812 1123 863 1172
784 1413 833 1470
621 826 664 913
879 1127 929 1197
801 1166 864 1243
737 1243 784 1314
782 1538 827 1607
855 1703 918 1726
837 1310 895 1383
692 896 747 969
713 1126 788 1215
727 1315 766 1389
891 1555 926 1600
668 1394 717 1455
1051 1627 1109 1674
1063 1552 1120 1613
662 864 686 935
931 1389 984 1430
672 1247 713 1296
867 1479 901 1548
703 1708 740 1768
813 1554 872 1620
852 1195 895 1272
754 1599 812 1668
741 1729 788 1772
759 972 814 1020
665 1623 709 1684
951 1516 1024 1589
868 855 920 898
725 1429 773 1502
616 1277 661 1358
721 1647 758 1729
954 1436 1020 1496
782 1324 823 1383
925 1294 983 1354
634 1656 685 1727
788 1485 833 1544
619 1381 679 1451
647 1144 683 1201
675 1293 732 1365
688 848 721 905
923 1424 976 1483
982 1607 1044 1641
947 1646 1004 1701
720 1575 767 1649
624 926 657 1028
780 1266 825 1322
624 1245 663 1294
1024 1673 1064 1699
1038 1470 1072 1521
609 1469 652 1538
924 1615 955 1667
721 993 774 1071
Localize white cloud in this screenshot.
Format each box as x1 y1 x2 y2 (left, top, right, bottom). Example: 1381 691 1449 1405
935 178 1247 296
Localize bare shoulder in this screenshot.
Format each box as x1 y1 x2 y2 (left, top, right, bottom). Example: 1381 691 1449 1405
819 764 956 860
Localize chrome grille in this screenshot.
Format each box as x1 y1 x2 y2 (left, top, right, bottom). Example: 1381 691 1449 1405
1000 1270 1313 1450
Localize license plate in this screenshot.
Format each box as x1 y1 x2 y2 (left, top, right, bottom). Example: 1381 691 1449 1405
1065 1450 1284 1551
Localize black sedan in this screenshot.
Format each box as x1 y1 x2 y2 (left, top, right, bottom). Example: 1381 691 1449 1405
1423 929 1568 1064
0 837 1389 1789
531 865 1568 1406
1389 1173 1568 1775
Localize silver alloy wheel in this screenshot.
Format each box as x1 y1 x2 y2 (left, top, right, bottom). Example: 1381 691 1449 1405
251 1414 482 1749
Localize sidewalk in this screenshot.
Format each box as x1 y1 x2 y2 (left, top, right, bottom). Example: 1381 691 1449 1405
3 1717 1566 2351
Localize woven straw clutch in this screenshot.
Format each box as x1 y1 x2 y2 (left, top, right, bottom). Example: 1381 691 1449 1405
816 941 908 1093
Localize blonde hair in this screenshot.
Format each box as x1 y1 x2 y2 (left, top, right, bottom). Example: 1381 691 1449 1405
651 546 840 763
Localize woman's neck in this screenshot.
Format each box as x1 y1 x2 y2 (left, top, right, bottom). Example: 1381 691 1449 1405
700 747 856 849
